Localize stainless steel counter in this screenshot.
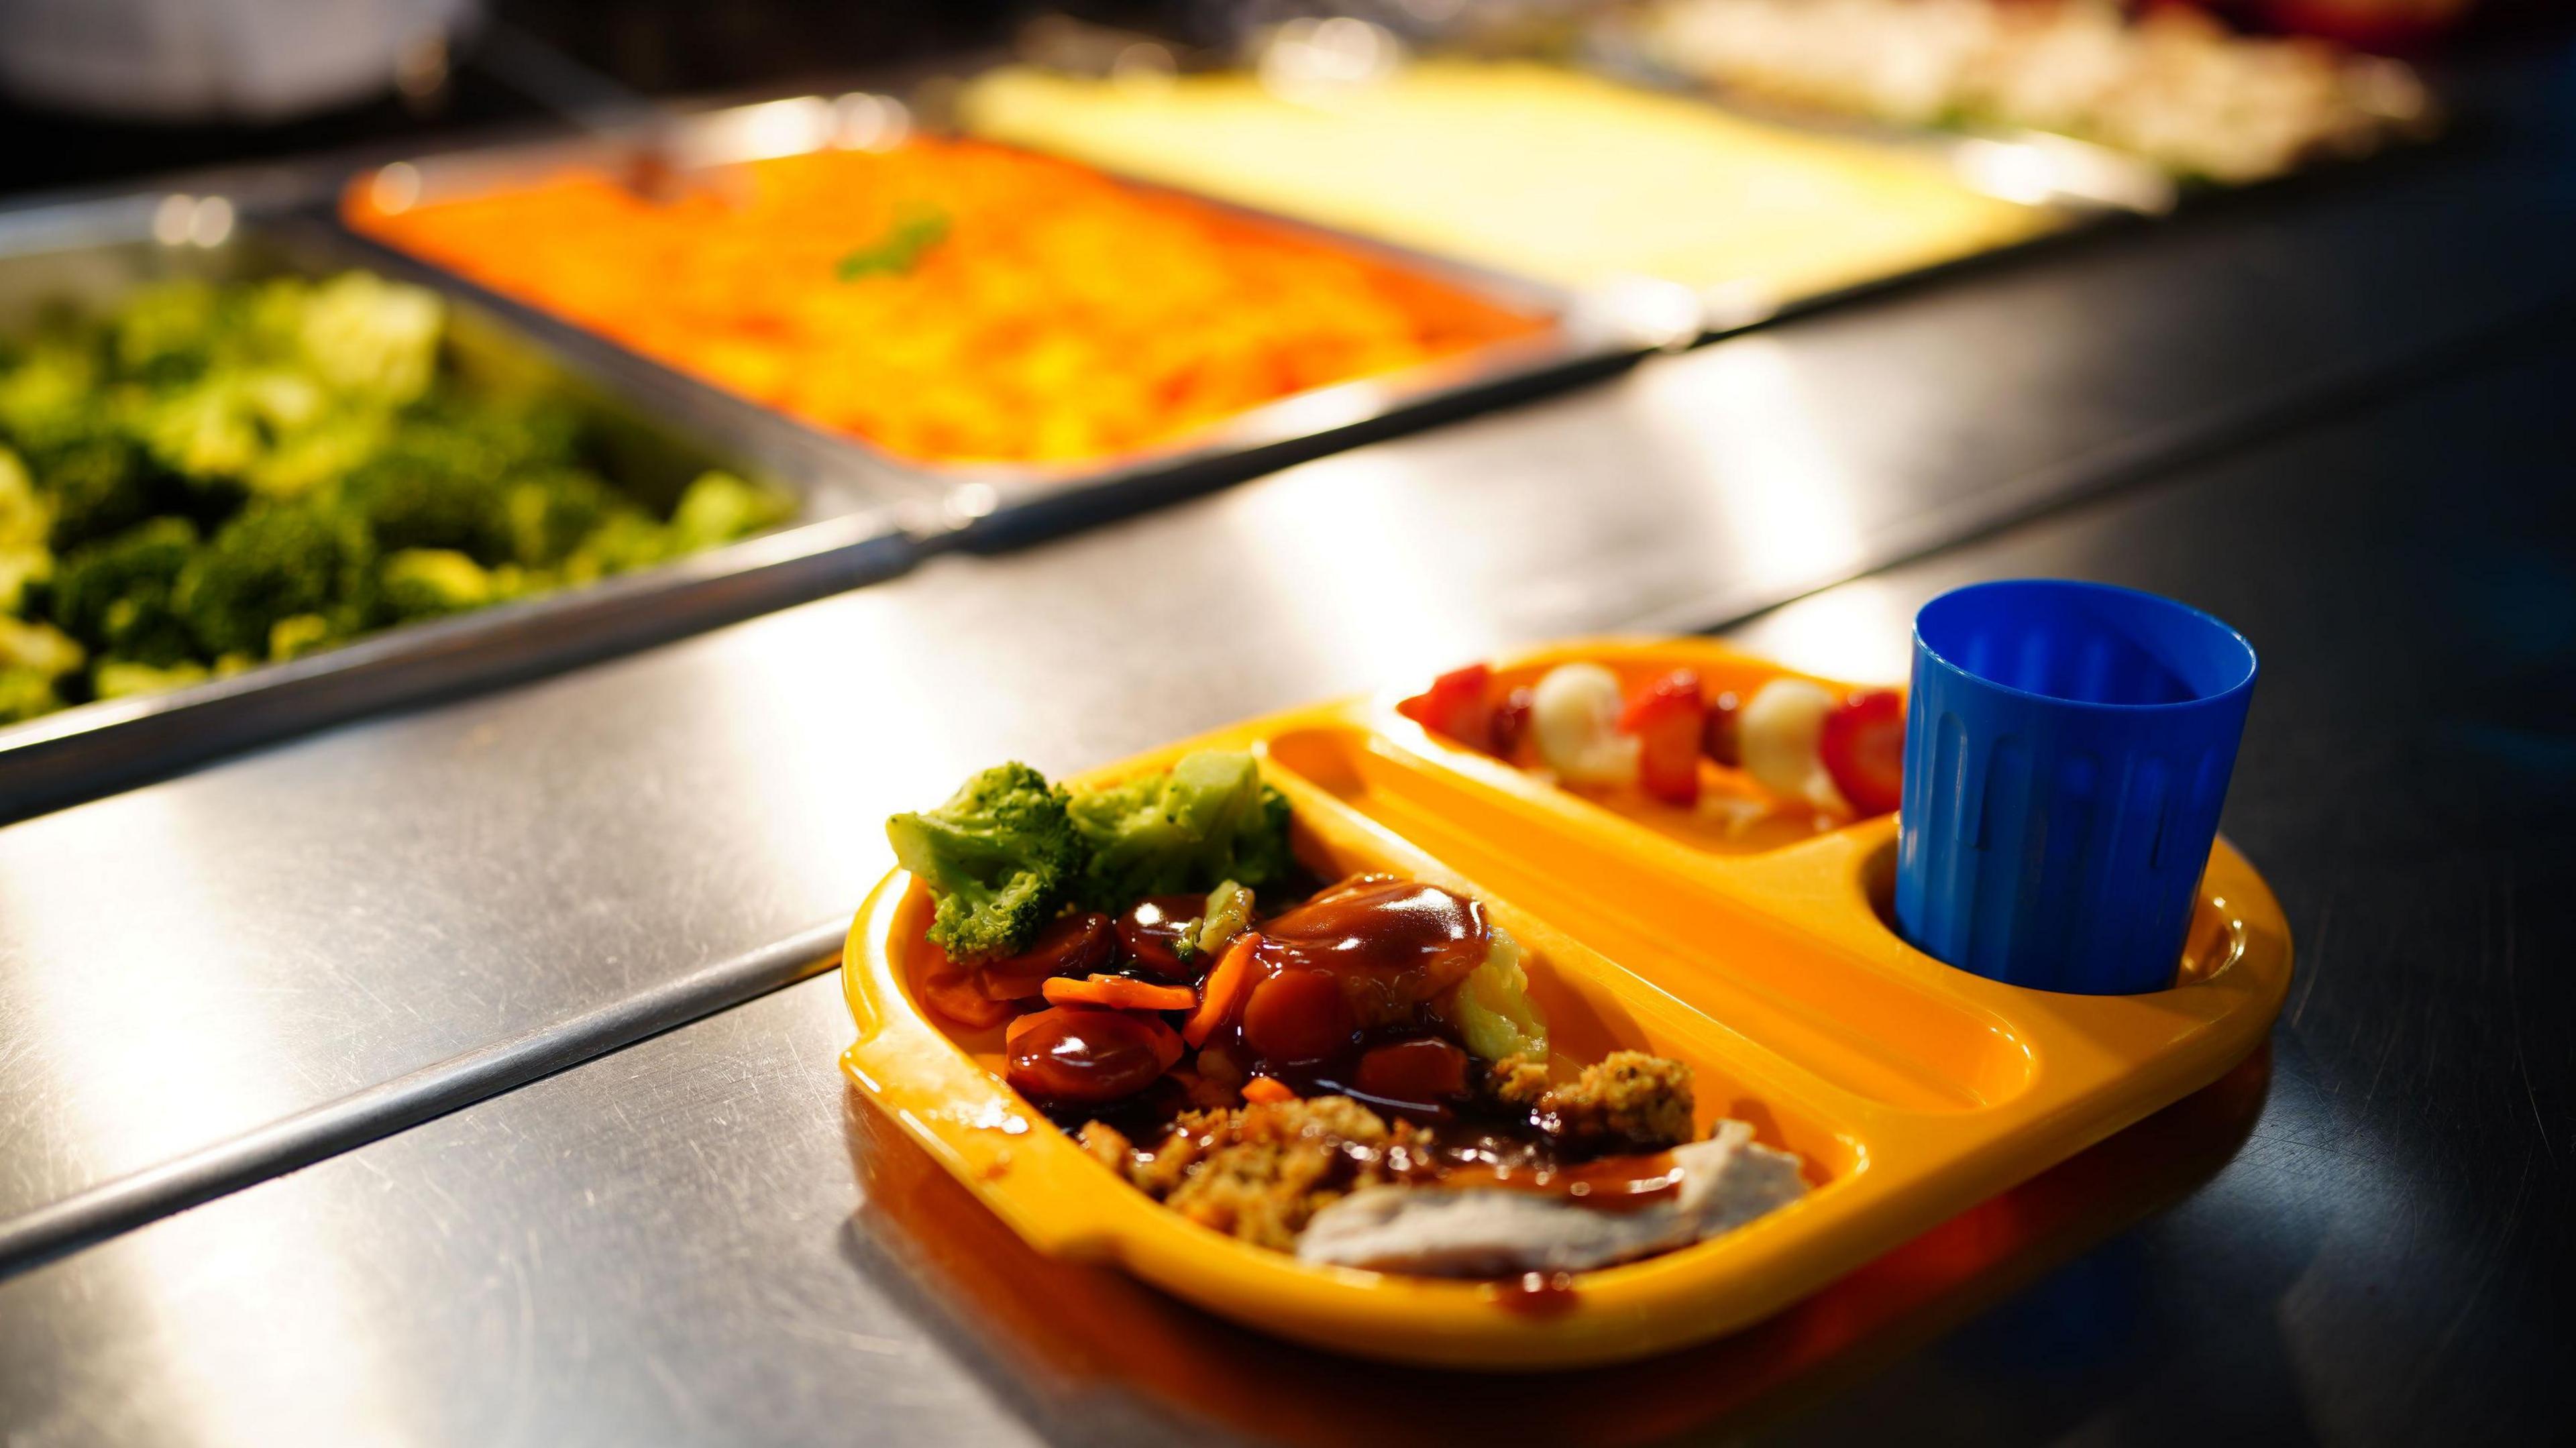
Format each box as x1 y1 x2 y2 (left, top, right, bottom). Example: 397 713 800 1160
4 330 2566 1445
1 49 2573 1445
3 119 2571 1266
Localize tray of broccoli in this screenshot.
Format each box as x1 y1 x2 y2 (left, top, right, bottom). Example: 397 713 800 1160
0 192 924 821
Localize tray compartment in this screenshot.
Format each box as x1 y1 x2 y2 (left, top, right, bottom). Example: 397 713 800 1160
1399 645 1896 857
1264 724 2031 1113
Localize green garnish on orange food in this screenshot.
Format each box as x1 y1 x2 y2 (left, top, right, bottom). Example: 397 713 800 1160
835 204 951 280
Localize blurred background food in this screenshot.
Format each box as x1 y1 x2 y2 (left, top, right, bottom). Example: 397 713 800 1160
345 139 1549 465
0 270 790 720
1635 0 2434 182
961 58 2059 305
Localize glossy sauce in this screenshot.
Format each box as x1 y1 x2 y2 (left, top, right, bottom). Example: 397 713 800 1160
979 911 1116 999
1006 1006 1184 1106
1491 1271 1582 1317
1117 895 1210 979
1406 1148 1686 1214
1254 875 1490 1022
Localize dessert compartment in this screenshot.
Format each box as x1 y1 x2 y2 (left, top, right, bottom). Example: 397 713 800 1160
1264 724 2032 1113
1394 643 1888 859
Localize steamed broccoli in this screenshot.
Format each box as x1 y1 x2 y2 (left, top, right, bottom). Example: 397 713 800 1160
497 467 619 568
242 408 386 502
0 268 767 719
131 378 267 484
335 421 510 558
376 548 494 623
109 279 225 386
1067 750 1295 911
0 615 84 722
36 430 159 550
887 763 1083 961
403 392 584 473
265 612 340 661
0 345 105 458
0 549 45 617
0 667 61 722
0 447 46 548
295 272 442 406
559 510 674 583
50 516 199 663
0 448 48 613
92 658 210 700
667 470 794 552
173 504 372 659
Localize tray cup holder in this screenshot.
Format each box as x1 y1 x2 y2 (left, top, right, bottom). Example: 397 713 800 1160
1860 834 2246 991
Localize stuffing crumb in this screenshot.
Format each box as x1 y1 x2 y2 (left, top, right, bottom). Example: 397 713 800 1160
1079 1120 1134 1174
1080 1097 1430 1251
1081 1052 1705 1251
1489 1050 1697 1157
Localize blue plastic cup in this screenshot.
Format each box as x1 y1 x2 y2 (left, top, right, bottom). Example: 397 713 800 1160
1894 580 2257 994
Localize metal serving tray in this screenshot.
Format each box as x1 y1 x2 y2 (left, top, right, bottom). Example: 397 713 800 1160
326 90 1697 549
0 190 926 822
954 17 2171 341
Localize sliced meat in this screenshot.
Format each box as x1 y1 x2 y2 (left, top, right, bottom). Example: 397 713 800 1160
1293 1120 1807 1276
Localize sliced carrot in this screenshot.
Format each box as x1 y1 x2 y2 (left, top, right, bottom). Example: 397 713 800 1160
1241 1076 1297 1105
1041 974 1197 1011
921 963 1014 1029
1183 931 1264 1048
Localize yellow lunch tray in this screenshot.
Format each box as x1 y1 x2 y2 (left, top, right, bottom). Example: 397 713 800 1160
840 637 2292 1370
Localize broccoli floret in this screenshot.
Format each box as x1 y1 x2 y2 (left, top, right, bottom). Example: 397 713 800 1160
297 272 442 406
0 548 47 616
335 421 511 559
405 392 584 471
0 345 106 458
131 378 266 484
376 547 493 624
36 429 159 550
887 762 1083 961
109 279 225 386
173 503 371 659
92 657 210 700
0 449 50 613
0 614 84 679
243 408 388 502
0 667 63 723
1068 750 1295 911
497 467 619 568
0 447 47 549
667 470 794 552
266 612 340 661
559 510 674 583
235 368 329 436
50 516 199 663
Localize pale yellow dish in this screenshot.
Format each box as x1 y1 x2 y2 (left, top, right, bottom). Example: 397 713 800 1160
961 61 2060 309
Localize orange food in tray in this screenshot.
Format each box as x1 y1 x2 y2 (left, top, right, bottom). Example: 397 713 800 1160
346 140 1550 465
